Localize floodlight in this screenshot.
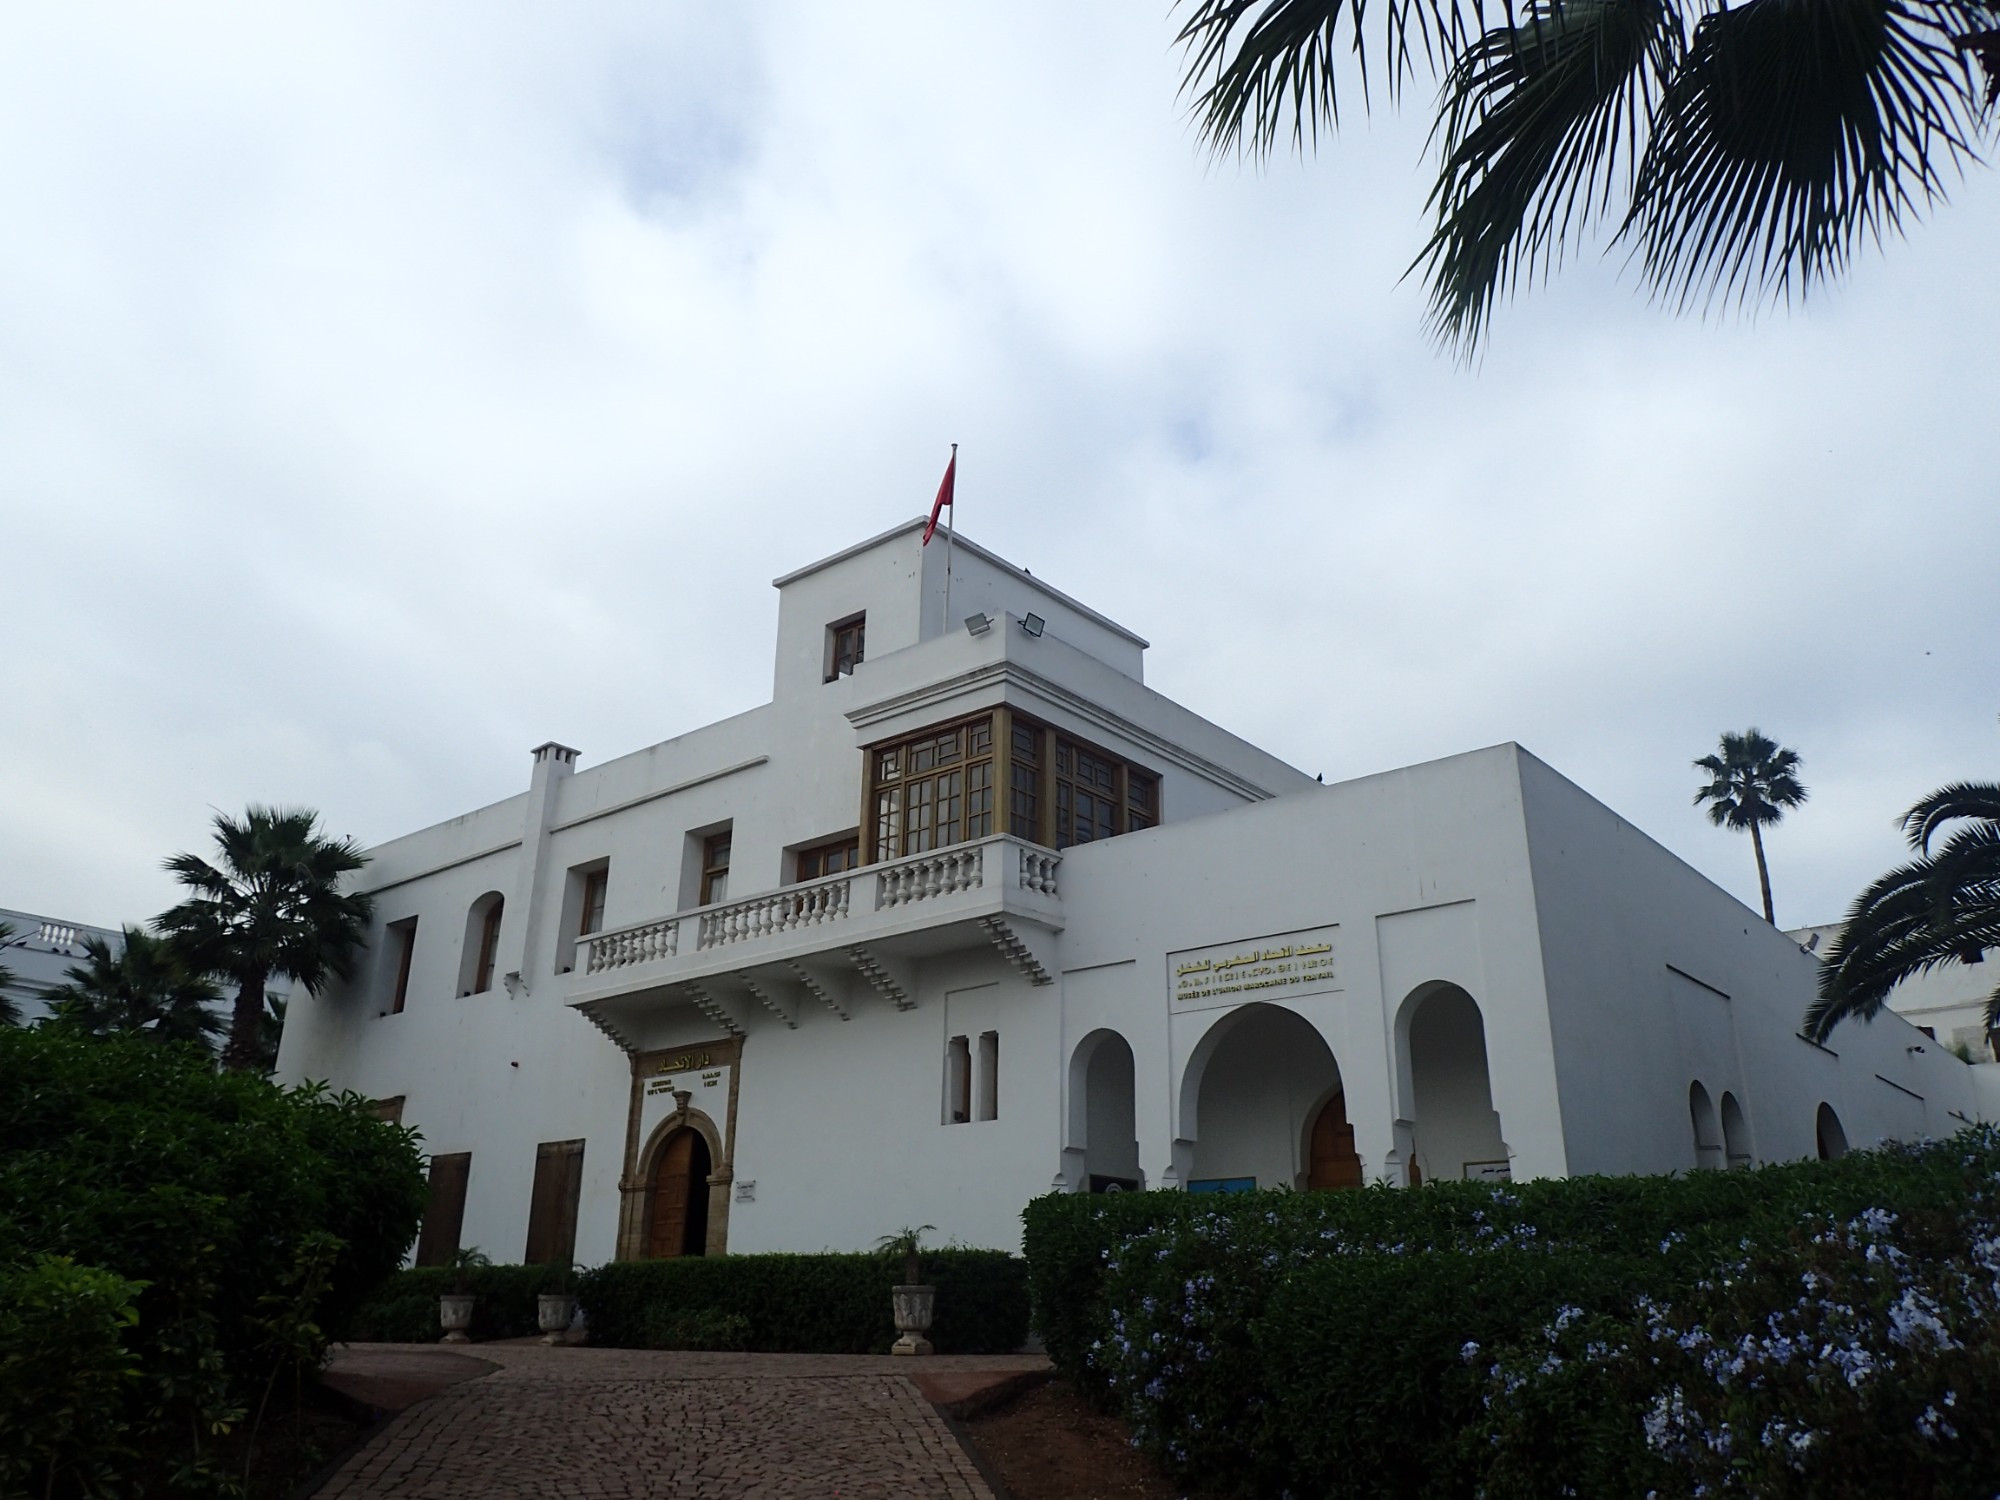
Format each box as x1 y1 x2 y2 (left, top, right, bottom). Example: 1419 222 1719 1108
964 612 992 635
1020 613 1046 637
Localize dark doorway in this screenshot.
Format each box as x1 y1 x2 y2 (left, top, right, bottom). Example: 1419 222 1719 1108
648 1128 713 1258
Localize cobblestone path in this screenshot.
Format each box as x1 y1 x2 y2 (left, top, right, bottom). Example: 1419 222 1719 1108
316 1346 1039 1499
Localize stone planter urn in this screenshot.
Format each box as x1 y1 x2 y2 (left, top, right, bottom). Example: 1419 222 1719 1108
890 1284 935 1356
438 1294 475 1344
537 1293 577 1344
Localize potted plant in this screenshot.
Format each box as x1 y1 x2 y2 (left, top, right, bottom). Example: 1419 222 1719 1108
877 1224 937 1356
438 1247 489 1343
537 1258 577 1344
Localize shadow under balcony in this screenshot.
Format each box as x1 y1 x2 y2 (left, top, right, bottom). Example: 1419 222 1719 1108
566 834 1063 1052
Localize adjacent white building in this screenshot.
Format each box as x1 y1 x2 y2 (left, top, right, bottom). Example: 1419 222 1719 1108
275 520 2000 1268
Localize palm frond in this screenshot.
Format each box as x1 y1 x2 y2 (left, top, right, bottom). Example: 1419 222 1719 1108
1178 0 1479 153
1901 780 2000 850
1419 0 1679 346
1623 0 1991 312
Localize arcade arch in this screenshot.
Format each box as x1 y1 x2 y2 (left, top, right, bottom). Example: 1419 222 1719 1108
1816 1102 1849 1161
1719 1091 1751 1169
1179 1003 1356 1191
1399 983 1508 1183
1689 1082 1723 1170
1067 1029 1142 1191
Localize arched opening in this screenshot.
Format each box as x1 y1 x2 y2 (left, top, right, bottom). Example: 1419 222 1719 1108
1816 1102 1849 1162
1689 1082 1723 1170
1719 1091 1751 1169
457 891 505 996
1182 1004 1344 1191
1069 1030 1141 1192
1402 984 1508 1183
647 1126 712 1258
1306 1090 1364 1190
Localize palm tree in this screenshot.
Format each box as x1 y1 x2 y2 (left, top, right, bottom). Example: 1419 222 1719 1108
1693 729 1807 924
157 806 373 1073
42 928 226 1050
1176 0 2000 350
1807 781 2000 1040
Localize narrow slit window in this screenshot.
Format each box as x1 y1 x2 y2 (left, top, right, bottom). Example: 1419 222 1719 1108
977 1031 999 1121
386 917 418 1015
946 1035 971 1124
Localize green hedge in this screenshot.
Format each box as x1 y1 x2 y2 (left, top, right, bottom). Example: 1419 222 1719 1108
340 1263 571 1343
1023 1129 2000 1499
578 1249 1029 1354
0 1027 428 1497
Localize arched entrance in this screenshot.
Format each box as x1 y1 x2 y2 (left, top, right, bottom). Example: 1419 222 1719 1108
1068 1030 1141 1192
1306 1090 1364 1190
648 1126 712 1258
1181 1003 1346 1191
1816 1102 1848 1161
1400 984 1508 1182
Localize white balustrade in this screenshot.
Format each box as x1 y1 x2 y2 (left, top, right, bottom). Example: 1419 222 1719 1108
697 875 853 950
1017 847 1061 896
876 845 984 908
584 918 679 974
582 838 1057 974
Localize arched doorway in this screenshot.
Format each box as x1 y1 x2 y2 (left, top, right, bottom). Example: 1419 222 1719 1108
1306 1091 1364 1190
1689 1082 1723 1170
1069 1030 1141 1192
1182 1003 1345 1191
648 1127 711 1258
1816 1102 1848 1162
1401 984 1508 1182
1719 1091 1751 1169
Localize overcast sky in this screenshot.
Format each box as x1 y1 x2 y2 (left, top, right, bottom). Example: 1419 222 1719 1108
3 2 1994 936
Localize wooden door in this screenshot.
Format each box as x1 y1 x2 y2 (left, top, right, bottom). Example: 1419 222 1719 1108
1307 1093 1364 1190
649 1131 695 1259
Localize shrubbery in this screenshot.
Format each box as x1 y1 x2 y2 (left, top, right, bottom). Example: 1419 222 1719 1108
1023 1129 2000 1499
341 1263 571 1343
0 1027 427 1497
578 1249 1030 1354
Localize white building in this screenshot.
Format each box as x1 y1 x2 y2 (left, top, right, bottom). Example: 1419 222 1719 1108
275 521 2000 1268
1 909 117 1025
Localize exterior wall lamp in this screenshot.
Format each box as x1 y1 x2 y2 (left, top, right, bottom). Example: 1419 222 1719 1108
1020 613 1045 637
963 613 991 635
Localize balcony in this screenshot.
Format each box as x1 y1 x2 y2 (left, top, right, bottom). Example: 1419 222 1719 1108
567 835 1063 1051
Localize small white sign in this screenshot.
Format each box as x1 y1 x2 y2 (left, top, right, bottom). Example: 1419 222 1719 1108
1168 925 1339 1013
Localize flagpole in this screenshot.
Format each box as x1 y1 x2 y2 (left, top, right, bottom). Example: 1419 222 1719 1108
943 442 957 630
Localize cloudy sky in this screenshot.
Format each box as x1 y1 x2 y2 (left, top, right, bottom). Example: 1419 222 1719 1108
4 2 1994 935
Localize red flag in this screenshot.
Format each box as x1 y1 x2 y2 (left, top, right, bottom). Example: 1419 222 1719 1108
923 448 956 545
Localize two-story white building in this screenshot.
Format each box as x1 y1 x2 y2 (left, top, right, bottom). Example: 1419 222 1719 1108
275 520 1999 1268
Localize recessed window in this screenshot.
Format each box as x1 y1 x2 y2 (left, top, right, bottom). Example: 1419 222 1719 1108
945 1035 971 1124
701 832 732 906
579 868 608 936
796 837 860 882
976 1031 999 1121
459 893 505 996
826 615 866 682
384 917 418 1015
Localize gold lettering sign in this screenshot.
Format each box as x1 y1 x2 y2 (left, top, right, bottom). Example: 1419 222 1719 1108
1168 926 1339 1013
654 1050 712 1075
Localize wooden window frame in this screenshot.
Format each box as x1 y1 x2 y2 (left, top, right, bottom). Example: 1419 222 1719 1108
473 901 503 994
795 836 860 883
825 614 866 683
415 1152 472 1267
387 918 418 1015
860 713 997 864
701 831 732 906
578 867 609 937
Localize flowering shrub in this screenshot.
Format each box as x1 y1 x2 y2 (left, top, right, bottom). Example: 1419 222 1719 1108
1023 1128 2000 1498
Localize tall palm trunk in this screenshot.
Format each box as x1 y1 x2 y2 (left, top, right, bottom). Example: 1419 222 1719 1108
223 970 269 1073
1749 821 1775 925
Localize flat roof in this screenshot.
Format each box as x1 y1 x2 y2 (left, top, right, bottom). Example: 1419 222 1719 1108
771 518 1150 649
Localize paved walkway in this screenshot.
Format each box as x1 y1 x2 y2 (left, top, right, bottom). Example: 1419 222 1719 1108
314 1344 1049 1499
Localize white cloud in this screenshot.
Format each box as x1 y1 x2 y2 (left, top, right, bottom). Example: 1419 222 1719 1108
0 1 1993 937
